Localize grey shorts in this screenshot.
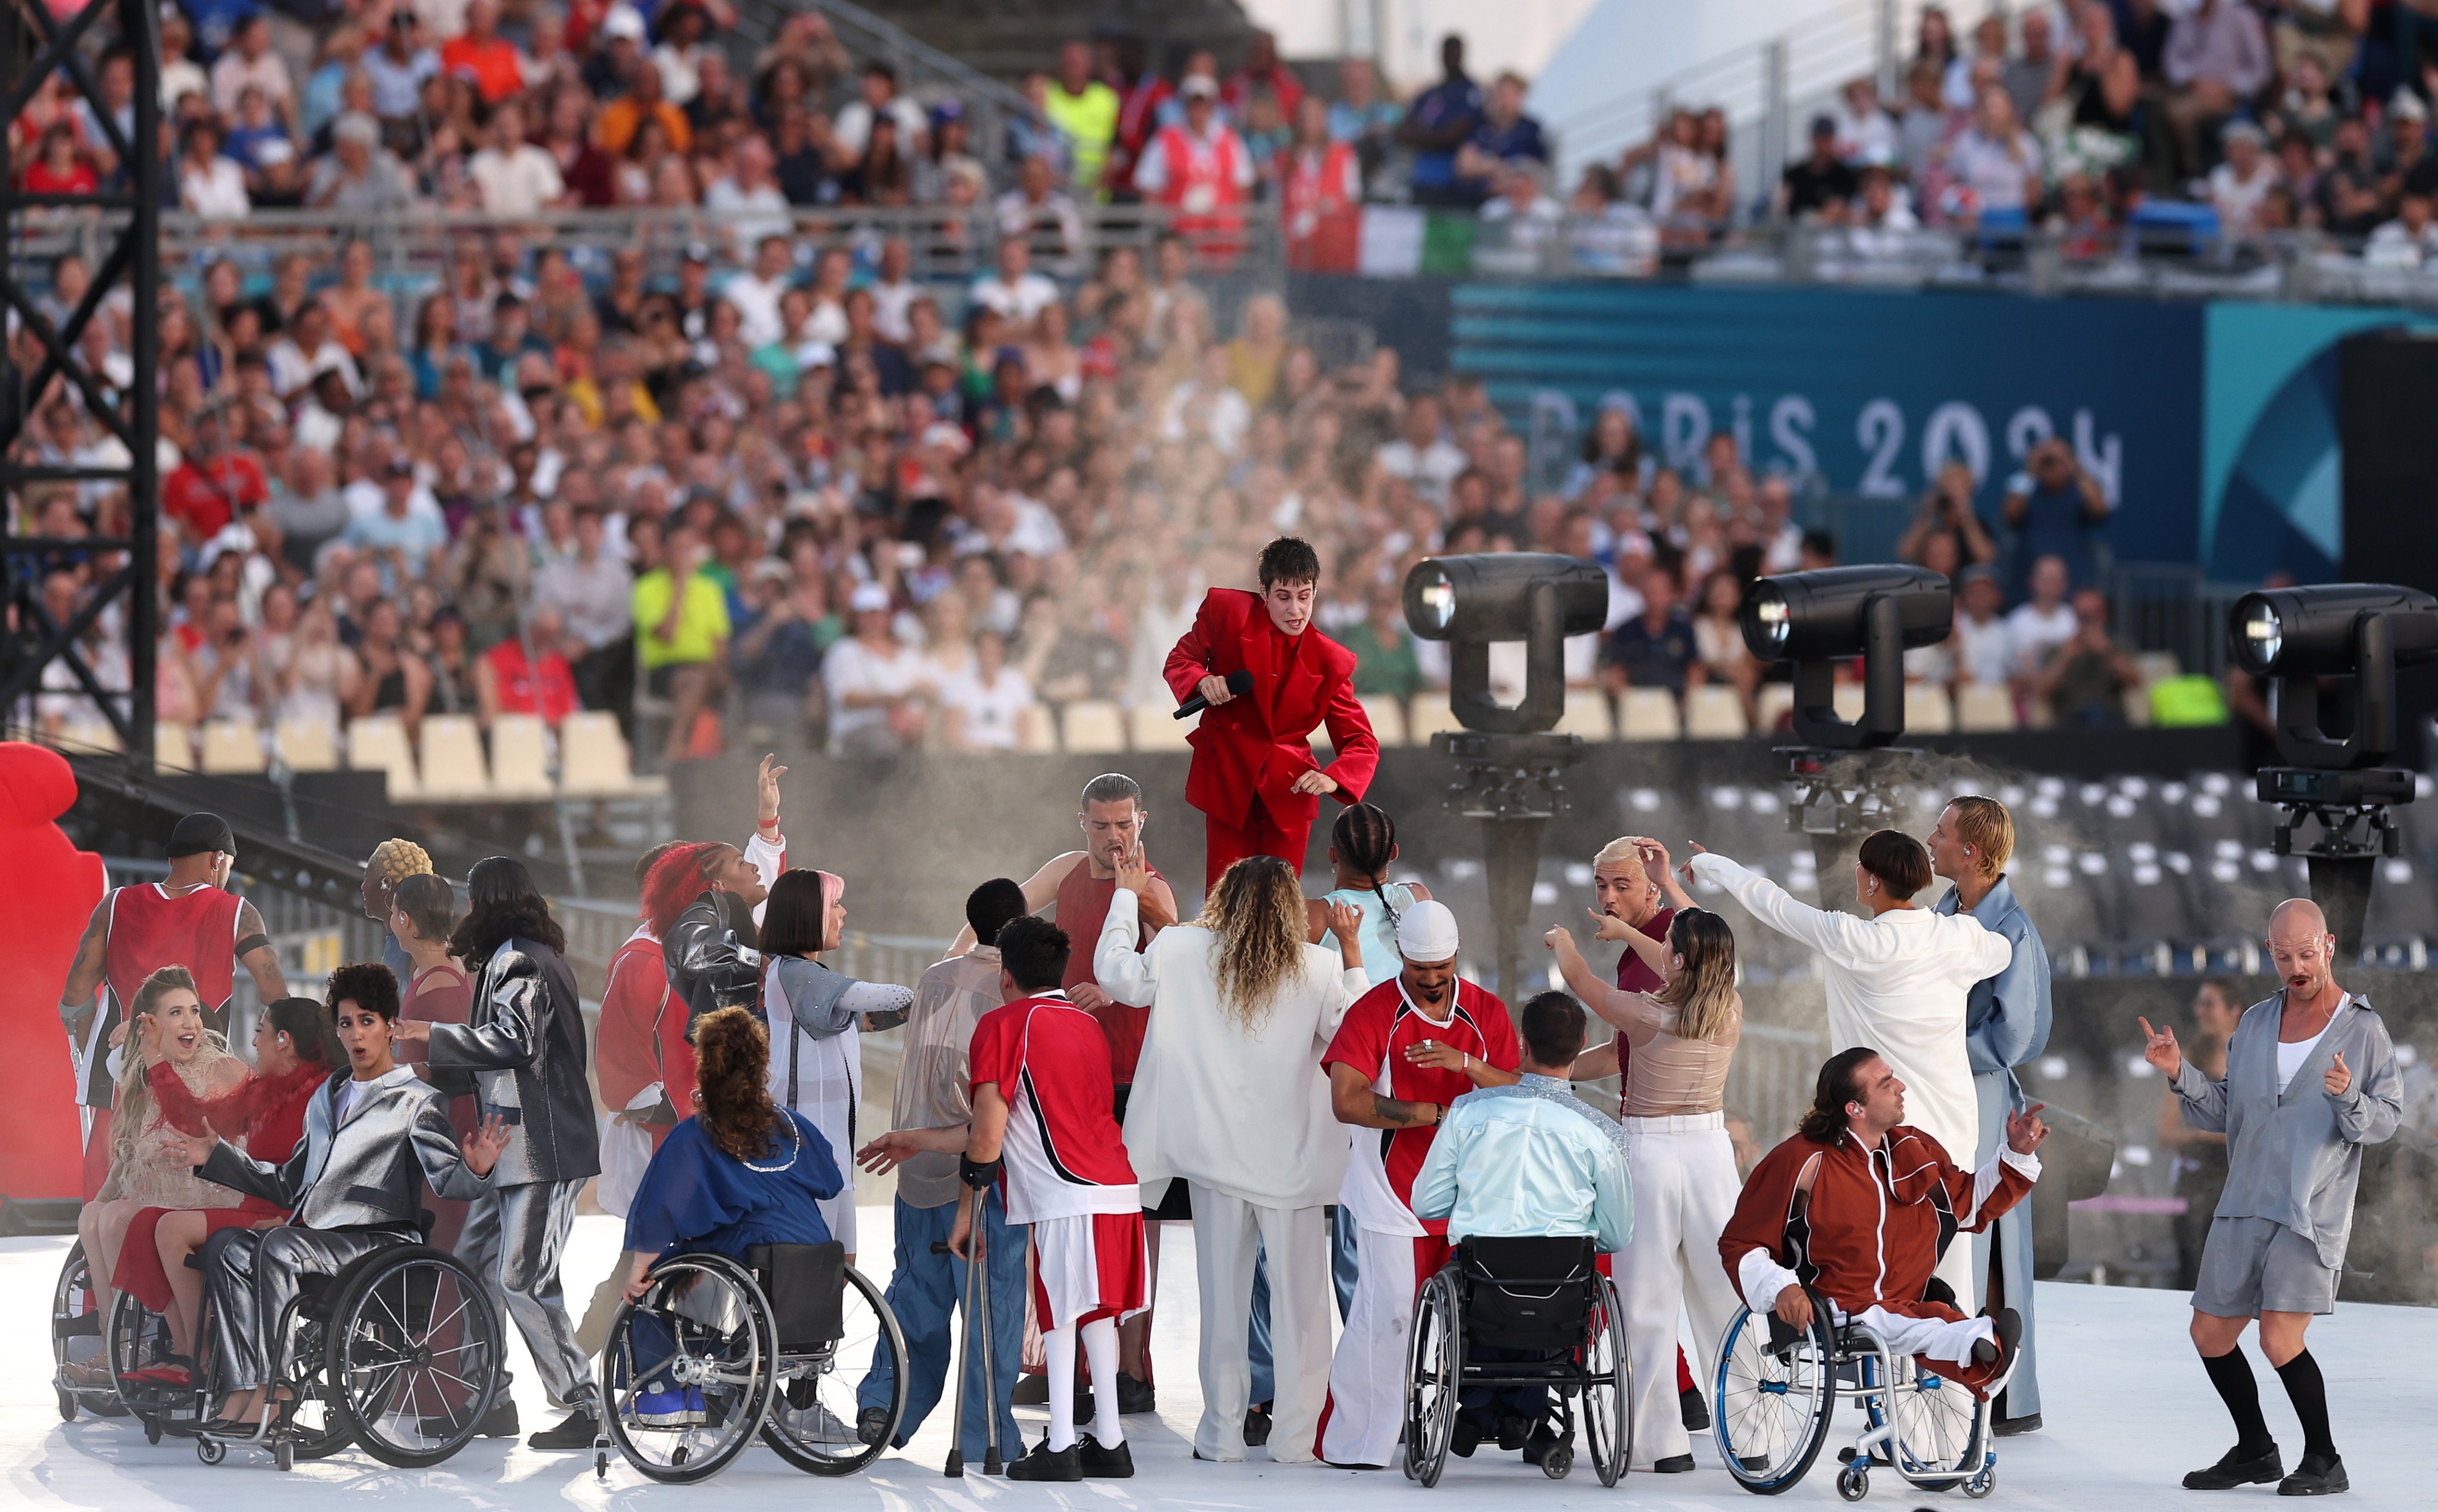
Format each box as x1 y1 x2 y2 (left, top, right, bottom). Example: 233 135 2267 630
2192 1216 2337 1317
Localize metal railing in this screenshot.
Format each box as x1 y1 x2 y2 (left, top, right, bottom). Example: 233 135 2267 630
725 0 1037 171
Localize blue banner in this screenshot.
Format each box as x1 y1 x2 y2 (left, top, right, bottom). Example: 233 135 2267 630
1454 283 2207 566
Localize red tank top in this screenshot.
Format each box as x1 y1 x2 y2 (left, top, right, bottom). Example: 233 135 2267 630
1056 859 1161 1085
107 882 243 1016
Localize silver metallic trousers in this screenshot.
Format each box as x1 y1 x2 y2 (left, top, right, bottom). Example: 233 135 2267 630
204 1223 411 1392
458 1178 596 1411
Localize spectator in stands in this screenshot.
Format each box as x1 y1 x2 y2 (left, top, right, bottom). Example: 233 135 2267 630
468 100 565 217
2002 437 2109 593
1329 57 1401 195
937 629 1038 752
1945 86 2043 224
1898 462 1997 568
1343 584 1424 704
2001 7 2061 126
1043 40 1118 199
211 15 295 130
2208 120 2280 237
178 118 250 219
2005 555 2078 683
1401 34 1484 209
1780 115 1859 220
1831 76 1896 167
2365 161 2438 267
703 134 792 249
365 11 439 132
1134 75 1255 256
307 111 415 212
1224 29 1303 124
2034 588 2142 727
1895 62 1949 183
1374 394 1465 509
1602 568 1702 702
476 607 579 728
2160 0 2271 182
440 0 523 105
1951 565 2015 695
1454 70 1548 208
633 522 731 765
833 60 926 165
1691 568 1758 722
996 154 1086 271
825 582 927 755
346 594 435 738
535 507 634 717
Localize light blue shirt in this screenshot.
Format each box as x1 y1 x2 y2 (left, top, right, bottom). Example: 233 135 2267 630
1323 883 1416 988
1410 1074 1633 1255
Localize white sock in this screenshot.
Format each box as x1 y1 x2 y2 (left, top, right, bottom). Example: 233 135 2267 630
1082 1315 1123 1448
1044 1322 1079 1451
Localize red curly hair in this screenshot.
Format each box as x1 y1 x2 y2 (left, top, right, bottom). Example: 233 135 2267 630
642 841 732 938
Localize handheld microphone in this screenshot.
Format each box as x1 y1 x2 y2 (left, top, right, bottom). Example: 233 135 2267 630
1175 668 1255 719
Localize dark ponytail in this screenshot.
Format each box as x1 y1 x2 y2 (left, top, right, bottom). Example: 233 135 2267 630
1333 802 1402 929
264 996 344 1069
1799 1046 1881 1145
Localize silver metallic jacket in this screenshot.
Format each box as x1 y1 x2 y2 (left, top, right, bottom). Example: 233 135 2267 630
427 935 602 1188
198 1065 491 1228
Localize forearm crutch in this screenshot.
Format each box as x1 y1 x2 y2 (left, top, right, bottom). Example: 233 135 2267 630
939 1226 981 1478
972 1203 1002 1476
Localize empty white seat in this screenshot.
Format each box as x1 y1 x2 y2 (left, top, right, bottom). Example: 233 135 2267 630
1059 700 1127 755
155 721 196 772
1405 694 1464 745
1129 701 1195 752
489 714 554 799
416 715 490 800
1015 700 1057 753
1832 683 1867 724
2134 651 2181 686
1617 687 1681 741
198 719 267 775
1955 682 2015 732
1754 683 1795 734
1556 689 1615 742
274 718 338 772
1357 694 1408 748
1903 684 1956 735
558 710 668 799
1684 685 1748 740
57 719 124 755
346 716 420 800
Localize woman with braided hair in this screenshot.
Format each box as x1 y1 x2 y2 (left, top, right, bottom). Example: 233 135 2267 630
1303 802 1431 988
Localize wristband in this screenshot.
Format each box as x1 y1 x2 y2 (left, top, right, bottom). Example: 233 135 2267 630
234 932 270 959
959 1153 1003 1190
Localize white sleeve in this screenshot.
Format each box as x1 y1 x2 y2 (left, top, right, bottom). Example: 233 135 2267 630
1230 132 1256 187
1962 916 2016 978
743 829 786 928
1093 887 1157 1008
1970 1144 2043 1222
1691 852 1873 964
1736 1246 1801 1315
1133 134 1170 194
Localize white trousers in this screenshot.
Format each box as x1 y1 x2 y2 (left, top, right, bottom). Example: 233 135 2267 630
1189 1186 1330 1463
1847 1304 1990 1366
1621 1116 1746 1469
1319 1226 1437 1467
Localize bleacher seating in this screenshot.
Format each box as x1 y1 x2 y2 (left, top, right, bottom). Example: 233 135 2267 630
345 716 419 800
1358 694 1409 747
1684 685 1748 738
1129 702 1196 753
489 715 555 800
1617 687 1681 741
558 710 669 800
1058 700 1127 755
274 718 339 772
198 719 266 775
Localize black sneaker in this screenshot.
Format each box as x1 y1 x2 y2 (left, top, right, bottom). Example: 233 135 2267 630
1243 1404 1272 1447
1992 1411 2043 1438
2184 1444 2284 1490
473 1395 521 1438
856 1406 890 1446
1011 1374 1049 1405
1653 1453 1698 1473
1451 1414 1482 1458
1007 1436 1082 1482
1680 1385 1711 1432
1115 1373 1157 1415
1078 1433 1134 1478
2279 1453 2348 1497
525 1409 598 1452
1495 1412 1534 1451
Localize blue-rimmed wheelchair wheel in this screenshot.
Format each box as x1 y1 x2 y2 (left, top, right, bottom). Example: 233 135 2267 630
1401 1269 1461 1488
1714 1301 1836 1495
600 1253 777 1485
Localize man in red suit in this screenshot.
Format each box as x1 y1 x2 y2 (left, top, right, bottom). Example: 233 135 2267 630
1163 537 1380 890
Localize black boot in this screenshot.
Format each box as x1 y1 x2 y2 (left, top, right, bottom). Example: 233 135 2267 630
1007 1436 1083 1482
1078 1433 1135 1478
1242 1403 1272 1446
1679 1385 1711 1432
2184 1444 2285 1490
526 1408 599 1452
2278 1453 2348 1497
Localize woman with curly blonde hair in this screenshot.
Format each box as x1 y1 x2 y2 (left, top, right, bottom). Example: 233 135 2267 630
1091 853 1371 1464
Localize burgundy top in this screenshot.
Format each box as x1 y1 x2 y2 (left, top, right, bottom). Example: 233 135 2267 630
1057 859 1164 1085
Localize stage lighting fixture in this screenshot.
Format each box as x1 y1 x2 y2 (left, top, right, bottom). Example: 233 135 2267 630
1738 565 1952 749
1404 553 1606 735
2227 583 2438 769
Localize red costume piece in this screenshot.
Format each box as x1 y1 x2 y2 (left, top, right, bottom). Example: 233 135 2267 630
76 879 245 1196
1163 587 1379 891
1719 1125 2035 1397
595 928 694 1154
1055 857 1162 1086
1320 976 1519 1238
114 1060 327 1311
0 743 104 1205
402 959 477 1249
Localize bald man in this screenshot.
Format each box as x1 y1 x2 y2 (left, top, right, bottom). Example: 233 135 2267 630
2140 899 2402 1497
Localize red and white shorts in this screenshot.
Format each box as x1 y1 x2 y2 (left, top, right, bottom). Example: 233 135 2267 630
1030 1211 1149 1331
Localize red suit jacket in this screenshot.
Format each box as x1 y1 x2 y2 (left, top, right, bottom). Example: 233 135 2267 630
1162 588 1379 828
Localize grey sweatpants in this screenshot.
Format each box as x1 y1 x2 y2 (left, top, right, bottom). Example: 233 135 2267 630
457 1178 596 1410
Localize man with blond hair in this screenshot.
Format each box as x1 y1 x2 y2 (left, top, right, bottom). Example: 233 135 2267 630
1925 794 2051 1435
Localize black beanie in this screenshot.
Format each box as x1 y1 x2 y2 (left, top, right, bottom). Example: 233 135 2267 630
167 812 236 858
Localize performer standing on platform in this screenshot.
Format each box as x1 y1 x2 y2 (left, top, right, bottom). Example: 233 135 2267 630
1926 795 2053 1436
362 838 435 983
56 812 289 1198
1163 537 1379 891
2144 899 2402 1498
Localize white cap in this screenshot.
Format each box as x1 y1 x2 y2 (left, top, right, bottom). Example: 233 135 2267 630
601 5 646 40
849 583 892 613
1396 899 1461 963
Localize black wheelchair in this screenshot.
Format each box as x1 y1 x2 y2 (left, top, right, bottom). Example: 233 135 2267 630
74 1215 505 1471
1402 1236 1631 1488
1711 1284 1995 1501
594 1241 908 1484
50 1241 130 1422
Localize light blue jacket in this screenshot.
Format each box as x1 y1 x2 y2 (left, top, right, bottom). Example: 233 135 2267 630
1411 1075 1633 1255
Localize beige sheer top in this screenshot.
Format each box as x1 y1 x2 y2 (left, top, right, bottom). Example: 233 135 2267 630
1604 987 1741 1118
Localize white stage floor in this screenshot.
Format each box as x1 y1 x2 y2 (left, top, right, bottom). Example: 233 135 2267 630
8 1213 2428 1508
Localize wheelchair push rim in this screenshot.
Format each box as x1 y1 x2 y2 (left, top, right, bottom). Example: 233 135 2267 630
1580 1273 1631 1487
759 1262 905 1476
1714 1302 1836 1495
1401 1269 1461 1488
323 1244 503 1468
601 1253 777 1485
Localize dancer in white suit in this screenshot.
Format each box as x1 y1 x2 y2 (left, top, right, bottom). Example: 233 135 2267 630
1685 829 2012 1301
1095 851 1370 1463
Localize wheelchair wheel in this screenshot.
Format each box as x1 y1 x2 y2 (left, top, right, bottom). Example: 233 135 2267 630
51 1242 127 1419
1401 1269 1461 1488
761 1264 905 1476
1874 1347 1986 1491
1714 1301 1836 1495
105 1287 176 1413
1580 1273 1631 1487
264 1292 355 1461
323 1244 504 1468
601 1253 777 1485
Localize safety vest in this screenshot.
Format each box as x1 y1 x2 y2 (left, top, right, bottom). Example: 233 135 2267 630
1042 80 1120 198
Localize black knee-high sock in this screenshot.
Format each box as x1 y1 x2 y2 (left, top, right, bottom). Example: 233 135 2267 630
2202 1348 2274 1456
2274 1350 2336 1462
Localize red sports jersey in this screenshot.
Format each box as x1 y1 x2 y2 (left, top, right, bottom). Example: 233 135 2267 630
595 928 694 1153
81 882 244 1109
1321 976 1518 1236
969 992 1138 1225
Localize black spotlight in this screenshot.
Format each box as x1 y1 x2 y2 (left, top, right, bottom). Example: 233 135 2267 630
1740 565 1952 749
1402 552 1607 1009
2228 583 2438 960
